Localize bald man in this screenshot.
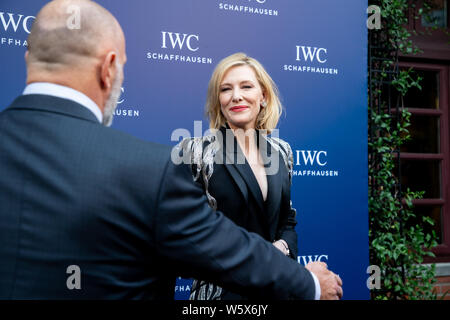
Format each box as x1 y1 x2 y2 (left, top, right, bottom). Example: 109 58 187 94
0 0 342 300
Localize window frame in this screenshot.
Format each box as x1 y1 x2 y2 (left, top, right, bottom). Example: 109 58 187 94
397 62 450 262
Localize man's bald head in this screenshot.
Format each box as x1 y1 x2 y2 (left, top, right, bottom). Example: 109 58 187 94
27 0 125 69
25 0 126 125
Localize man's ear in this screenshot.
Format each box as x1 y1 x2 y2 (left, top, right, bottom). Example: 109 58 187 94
100 51 117 90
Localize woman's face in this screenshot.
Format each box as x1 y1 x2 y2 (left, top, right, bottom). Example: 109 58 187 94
219 65 265 131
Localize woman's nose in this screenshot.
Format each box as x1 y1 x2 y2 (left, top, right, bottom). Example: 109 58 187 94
232 89 243 102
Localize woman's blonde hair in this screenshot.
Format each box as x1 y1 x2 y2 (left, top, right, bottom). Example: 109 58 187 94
205 52 283 134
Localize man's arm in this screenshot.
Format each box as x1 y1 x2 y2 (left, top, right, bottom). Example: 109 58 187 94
153 156 316 299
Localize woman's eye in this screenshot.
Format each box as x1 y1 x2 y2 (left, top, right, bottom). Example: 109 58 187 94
242 85 252 89
220 87 230 92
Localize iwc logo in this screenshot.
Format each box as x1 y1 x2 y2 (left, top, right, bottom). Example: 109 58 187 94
283 45 340 76
113 87 141 119
292 149 340 178
218 0 278 17
298 254 329 266
146 30 213 65
0 11 35 48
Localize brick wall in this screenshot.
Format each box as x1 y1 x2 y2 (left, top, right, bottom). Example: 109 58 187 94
434 276 450 300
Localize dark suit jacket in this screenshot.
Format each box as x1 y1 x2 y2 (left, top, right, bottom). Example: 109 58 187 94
195 126 299 300
0 94 315 299
207 126 298 259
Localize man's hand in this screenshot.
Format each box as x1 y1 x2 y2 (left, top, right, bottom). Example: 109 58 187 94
305 262 343 300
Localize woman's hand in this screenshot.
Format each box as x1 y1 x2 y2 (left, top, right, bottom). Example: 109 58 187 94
272 239 290 256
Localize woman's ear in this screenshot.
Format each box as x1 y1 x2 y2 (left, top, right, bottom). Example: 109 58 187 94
261 97 267 108
261 91 267 107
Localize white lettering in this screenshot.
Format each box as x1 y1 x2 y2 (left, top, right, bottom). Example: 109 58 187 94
296 45 316 62
182 305 216 317
367 265 381 289
117 87 124 104
300 150 317 166
225 304 268 316
66 5 81 30
0 12 23 32
316 151 327 166
186 34 199 51
22 16 34 34
367 5 381 30
298 255 329 265
0 12 35 34
66 265 81 290
162 31 200 52
296 46 327 63
316 48 327 63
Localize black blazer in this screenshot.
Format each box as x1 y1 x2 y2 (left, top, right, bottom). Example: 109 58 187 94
207 126 298 259
0 94 314 299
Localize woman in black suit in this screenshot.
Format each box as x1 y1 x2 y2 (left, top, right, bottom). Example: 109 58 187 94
179 53 298 300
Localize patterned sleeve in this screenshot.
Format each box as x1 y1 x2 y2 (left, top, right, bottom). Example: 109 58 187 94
269 137 294 184
173 135 220 211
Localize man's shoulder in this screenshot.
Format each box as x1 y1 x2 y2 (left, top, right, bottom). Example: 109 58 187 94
99 125 171 151
92 125 172 162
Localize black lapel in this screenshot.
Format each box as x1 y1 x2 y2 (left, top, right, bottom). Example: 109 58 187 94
6 94 100 124
219 126 265 213
261 136 283 231
220 142 249 204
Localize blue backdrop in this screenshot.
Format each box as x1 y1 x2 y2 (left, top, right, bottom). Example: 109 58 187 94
0 0 369 299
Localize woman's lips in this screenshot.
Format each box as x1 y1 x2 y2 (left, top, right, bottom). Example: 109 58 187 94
230 105 248 112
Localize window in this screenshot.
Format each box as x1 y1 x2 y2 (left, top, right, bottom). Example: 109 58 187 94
397 63 450 262
422 0 448 28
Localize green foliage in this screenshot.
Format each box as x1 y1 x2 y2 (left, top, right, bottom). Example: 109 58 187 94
380 0 420 54
369 0 439 300
392 69 422 96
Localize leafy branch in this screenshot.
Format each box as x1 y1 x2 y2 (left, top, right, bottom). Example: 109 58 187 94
368 0 439 300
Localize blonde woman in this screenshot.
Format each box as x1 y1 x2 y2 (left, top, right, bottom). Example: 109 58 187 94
179 53 298 300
